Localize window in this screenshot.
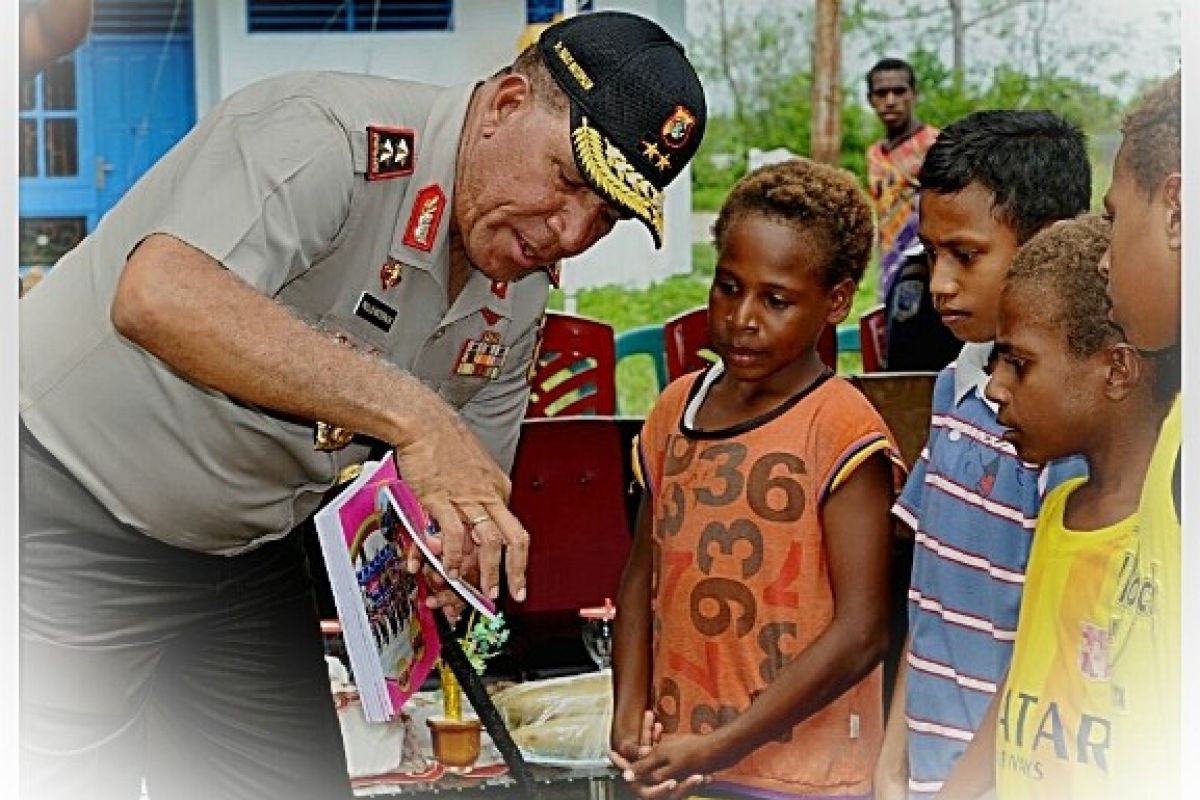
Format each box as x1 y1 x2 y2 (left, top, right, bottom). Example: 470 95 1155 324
526 1 561 23
248 1 453 33
526 1 592 23
19 55 79 179
92 0 192 35
20 218 87 267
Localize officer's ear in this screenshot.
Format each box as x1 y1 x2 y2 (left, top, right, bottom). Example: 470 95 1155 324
482 73 534 136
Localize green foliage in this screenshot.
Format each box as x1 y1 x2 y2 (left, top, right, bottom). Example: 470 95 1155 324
902 48 1123 136
460 612 508 675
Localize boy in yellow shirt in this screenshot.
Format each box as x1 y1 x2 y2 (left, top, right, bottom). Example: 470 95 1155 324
940 214 1175 798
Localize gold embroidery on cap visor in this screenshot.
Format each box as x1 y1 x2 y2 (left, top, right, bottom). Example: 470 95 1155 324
571 117 664 244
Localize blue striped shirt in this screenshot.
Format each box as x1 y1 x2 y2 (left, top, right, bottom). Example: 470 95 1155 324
891 344 1085 798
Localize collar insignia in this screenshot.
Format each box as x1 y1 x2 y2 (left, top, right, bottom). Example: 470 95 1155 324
543 262 562 288
402 184 446 253
490 280 508 299
661 105 697 150
379 259 403 291
366 125 415 181
481 308 501 326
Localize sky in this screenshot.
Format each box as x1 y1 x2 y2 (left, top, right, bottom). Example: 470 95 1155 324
685 0 1181 105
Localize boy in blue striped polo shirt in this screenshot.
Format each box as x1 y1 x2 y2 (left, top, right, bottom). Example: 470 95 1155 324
873 111 1091 800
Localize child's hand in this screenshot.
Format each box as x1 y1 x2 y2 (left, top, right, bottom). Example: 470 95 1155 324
610 710 659 770
626 731 716 797
610 712 710 799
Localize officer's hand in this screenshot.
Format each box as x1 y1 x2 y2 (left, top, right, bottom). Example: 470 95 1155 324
391 408 529 603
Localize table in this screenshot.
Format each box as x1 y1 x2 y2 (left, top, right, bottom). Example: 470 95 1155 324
353 763 625 799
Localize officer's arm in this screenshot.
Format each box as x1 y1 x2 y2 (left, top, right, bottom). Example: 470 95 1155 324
113 234 528 599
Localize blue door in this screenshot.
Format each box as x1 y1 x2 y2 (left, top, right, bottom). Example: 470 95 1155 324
91 37 195 217
19 0 194 274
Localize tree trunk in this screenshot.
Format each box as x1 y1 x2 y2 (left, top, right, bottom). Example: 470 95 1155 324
810 0 842 164
715 0 748 138
948 0 965 87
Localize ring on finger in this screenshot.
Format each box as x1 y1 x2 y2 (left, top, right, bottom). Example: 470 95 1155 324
467 514 490 528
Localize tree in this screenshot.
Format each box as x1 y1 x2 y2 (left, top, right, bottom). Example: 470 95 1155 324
847 0 1111 88
810 0 843 163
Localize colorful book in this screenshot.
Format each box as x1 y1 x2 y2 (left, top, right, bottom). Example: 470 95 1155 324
315 457 440 722
314 455 497 722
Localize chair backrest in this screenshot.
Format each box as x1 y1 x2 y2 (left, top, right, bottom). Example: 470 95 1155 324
848 371 938 469
615 324 668 393
504 416 635 667
663 305 838 381
526 311 617 417
859 303 888 373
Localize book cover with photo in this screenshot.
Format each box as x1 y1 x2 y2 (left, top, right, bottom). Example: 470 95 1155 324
315 457 442 722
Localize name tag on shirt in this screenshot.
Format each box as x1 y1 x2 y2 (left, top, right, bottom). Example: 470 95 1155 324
355 292 397 333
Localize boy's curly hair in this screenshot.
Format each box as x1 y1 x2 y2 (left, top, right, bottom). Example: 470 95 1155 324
1004 214 1120 359
1121 70 1181 194
713 158 875 289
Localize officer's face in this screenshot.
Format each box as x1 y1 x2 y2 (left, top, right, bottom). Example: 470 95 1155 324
456 77 623 282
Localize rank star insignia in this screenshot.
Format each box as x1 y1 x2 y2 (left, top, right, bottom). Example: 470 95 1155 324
641 140 663 161
379 259 403 291
660 105 698 150
455 330 509 381
402 185 446 253
365 125 416 180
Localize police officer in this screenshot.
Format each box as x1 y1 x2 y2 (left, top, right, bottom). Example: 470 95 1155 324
19 11 705 799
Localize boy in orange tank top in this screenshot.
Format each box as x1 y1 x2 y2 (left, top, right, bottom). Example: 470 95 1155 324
610 159 907 799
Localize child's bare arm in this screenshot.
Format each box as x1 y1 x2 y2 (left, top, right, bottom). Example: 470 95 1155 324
935 674 1003 799
612 496 656 762
875 630 913 800
629 452 895 783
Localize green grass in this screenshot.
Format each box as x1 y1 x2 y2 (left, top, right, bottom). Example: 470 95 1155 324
548 242 878 416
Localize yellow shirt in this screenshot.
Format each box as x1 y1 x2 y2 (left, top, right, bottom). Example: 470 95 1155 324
997 396 1180 799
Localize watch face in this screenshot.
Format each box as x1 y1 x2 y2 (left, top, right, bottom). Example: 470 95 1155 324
893 278 924 322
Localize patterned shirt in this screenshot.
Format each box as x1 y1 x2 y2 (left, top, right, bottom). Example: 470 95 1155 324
867 123 940 302
639 365 905 798
891 343 1085 797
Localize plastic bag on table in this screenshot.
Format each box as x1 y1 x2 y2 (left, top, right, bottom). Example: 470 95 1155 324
491 671 613 764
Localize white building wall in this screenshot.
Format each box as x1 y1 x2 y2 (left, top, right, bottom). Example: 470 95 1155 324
190 0 695 289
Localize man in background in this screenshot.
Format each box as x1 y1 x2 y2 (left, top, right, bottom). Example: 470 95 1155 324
865 58 957 371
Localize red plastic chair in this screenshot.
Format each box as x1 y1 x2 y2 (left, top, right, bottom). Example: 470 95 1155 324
526 311 617 417
503 416 635 675
663 305 838 381
859 303 888 373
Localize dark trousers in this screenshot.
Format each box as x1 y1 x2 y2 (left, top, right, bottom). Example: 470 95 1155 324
20 423 353 800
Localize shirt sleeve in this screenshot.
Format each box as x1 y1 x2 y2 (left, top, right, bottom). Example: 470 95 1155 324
149 96 356 295
457 318 541 474
891 366 955 531
635 376 692 497
1039 453 1089 499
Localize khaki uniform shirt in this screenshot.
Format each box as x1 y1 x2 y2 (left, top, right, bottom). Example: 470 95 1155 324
20 72 549 554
